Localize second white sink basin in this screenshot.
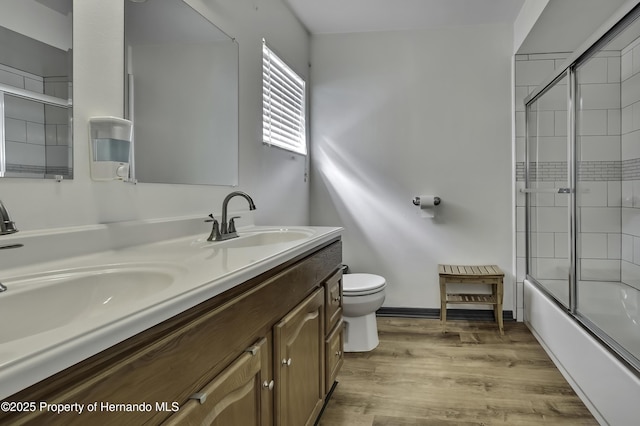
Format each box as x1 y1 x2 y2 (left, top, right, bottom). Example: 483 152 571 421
223 229 313 248
0 265 179 345
193 228 314 249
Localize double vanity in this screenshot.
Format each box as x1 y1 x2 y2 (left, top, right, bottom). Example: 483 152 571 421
1 0 335 423
0 216 343 425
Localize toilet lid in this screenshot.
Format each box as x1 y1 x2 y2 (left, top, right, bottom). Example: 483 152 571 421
343 273 386 295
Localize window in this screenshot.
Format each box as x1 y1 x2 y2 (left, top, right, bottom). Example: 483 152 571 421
262 40 307 155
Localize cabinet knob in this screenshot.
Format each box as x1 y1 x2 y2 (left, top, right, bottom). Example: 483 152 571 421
281 358 292 366
335 350 342 357
332 296 340 303
263 380 274 390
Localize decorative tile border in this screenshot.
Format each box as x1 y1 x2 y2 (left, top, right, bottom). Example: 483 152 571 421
516 161 624 181
580 161 622 181
46 166 73 177
6 164 46 174
6 164 72 177
516 162 525 181
622 158 640 180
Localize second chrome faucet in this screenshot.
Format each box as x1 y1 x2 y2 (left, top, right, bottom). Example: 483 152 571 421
207 191 256 242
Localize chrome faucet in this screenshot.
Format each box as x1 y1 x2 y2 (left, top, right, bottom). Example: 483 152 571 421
0 200 18 235
206 191 256 241
0 200 20 292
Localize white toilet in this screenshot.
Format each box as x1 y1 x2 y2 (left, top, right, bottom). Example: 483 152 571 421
342 273 386 352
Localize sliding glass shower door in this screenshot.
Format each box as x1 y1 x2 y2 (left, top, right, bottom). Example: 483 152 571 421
525 4 640 369
573 18 640 364
526 73 572 308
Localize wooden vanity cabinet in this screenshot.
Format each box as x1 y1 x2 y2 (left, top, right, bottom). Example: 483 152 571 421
0 239 342 426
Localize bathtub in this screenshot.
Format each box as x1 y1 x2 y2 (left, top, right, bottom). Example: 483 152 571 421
533 279 640 359
577 281 640 359
524 279 640 425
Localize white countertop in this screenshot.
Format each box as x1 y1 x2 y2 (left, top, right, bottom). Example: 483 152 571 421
0 224 342 400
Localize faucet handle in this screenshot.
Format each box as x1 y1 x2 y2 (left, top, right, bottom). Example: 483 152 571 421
228 216 241 233
0 200 18 235
1 221 17 234
206 214 221 242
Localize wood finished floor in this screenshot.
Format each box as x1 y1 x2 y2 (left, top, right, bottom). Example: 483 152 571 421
319 318 597 426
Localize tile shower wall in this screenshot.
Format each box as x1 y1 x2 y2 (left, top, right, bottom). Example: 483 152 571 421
0 63 70 177
1 63 46 177
43 76 71 177
621 35 640 291
576 52 622 283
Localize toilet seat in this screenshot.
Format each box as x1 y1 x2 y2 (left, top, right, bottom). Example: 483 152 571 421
343 273 386 296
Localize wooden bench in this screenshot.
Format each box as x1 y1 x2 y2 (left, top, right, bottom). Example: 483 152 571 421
438 264 504 335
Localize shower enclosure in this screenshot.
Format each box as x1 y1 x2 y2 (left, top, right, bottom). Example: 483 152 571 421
525 4 640 372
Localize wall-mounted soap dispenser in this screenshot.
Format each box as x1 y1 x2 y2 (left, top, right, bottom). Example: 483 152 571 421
88 117 133 181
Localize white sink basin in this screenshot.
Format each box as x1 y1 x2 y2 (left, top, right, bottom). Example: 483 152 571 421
223 229 313 248
0 265 179 344
194 228 314 249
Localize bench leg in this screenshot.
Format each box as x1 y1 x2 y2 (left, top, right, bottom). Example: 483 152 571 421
495 279 504 335
494 303 504 335
439 276 447 333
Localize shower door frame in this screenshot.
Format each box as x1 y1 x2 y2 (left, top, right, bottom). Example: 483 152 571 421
523 69 575 311
523 1 640 375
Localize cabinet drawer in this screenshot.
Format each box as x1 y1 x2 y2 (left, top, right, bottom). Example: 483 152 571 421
163 338 268 426
324 271 342 333
325 320 344 391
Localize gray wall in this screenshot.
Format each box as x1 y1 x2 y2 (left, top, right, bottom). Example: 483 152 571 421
309 25 514 310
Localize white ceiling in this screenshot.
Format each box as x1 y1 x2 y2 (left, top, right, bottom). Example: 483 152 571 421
284 0 526 34
285 0 634 56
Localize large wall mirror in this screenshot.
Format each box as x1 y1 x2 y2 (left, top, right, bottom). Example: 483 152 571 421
125 0 239 186
0 0 73 180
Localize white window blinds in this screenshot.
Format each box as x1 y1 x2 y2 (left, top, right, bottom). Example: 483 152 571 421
262 40 307 155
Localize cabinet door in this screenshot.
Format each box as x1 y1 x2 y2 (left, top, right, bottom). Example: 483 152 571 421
325 320 344 391
324 271 343 333
274 288 325 426
163 338 270 426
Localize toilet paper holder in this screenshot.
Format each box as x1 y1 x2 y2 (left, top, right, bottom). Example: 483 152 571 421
412 196 441 206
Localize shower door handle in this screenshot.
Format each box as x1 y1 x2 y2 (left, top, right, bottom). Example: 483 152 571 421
520 187 572 194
